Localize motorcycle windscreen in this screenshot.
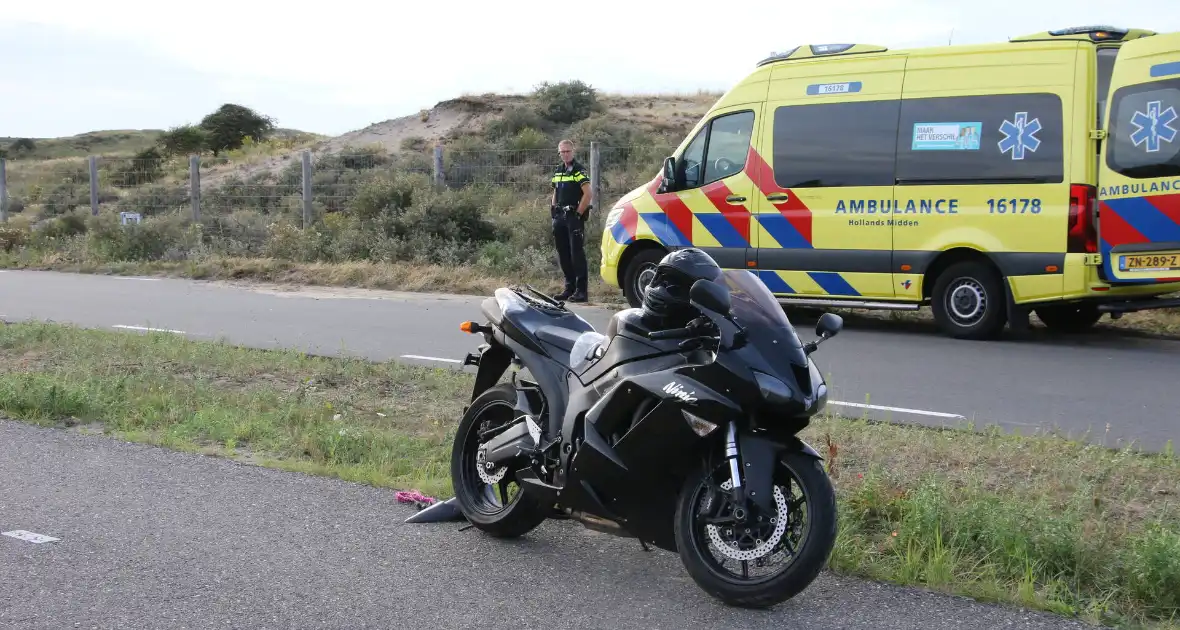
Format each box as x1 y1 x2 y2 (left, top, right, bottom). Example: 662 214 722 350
718 269 811 382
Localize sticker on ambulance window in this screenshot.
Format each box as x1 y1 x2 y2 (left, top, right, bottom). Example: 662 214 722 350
1107 81 1180 178
911 122 982 151
998 112 1043 160
1128 100 1178 153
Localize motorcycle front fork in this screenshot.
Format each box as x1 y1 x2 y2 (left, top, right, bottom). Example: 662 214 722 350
724 421 744 504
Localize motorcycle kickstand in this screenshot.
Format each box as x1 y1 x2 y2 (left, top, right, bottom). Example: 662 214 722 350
638 539 651 552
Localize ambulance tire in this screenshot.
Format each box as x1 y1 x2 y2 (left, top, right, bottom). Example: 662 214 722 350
622 248 667 308
930 260 1008 340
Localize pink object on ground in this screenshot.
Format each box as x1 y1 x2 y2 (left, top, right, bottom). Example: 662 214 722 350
396 490 437 507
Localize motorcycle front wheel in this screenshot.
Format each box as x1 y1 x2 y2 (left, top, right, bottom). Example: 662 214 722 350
449 383 548 538
673 449 837 608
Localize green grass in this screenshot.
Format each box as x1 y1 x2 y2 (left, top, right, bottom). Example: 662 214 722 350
1 320 1178 628
0 320 469 496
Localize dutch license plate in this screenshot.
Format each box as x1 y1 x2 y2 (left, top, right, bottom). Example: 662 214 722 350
1119 252 1180 272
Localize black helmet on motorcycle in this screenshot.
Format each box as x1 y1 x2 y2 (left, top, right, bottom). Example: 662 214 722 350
641 248 724 325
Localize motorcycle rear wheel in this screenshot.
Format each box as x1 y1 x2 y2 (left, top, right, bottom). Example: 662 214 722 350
673 449 837 608
449 383 548 538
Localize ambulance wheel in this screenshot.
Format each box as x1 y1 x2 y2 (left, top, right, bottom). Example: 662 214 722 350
623 248 666 308
1035 303 1102 333
930 261 1007 340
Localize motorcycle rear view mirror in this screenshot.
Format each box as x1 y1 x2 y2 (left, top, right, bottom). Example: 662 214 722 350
816 312 843 339
689 278 731 315
804 312 844 355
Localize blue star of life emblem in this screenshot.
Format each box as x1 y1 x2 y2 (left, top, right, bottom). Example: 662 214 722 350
998 112 1042 160
1129 100 1178 153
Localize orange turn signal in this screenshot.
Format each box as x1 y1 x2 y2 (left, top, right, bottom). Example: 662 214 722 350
460 321 476 333
1046 265 1059 273
900 264 912 272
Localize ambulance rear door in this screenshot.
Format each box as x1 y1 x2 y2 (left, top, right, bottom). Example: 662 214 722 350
1097 32 1180 284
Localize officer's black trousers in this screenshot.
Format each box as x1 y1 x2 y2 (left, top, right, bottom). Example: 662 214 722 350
553 211 587 294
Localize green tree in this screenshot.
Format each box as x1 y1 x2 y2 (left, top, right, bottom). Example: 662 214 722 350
199 104 276 155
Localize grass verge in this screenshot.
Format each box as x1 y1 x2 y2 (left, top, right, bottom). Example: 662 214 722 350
1 320 1177 628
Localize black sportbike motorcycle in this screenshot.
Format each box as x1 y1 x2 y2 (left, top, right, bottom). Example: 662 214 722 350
449 268 843 608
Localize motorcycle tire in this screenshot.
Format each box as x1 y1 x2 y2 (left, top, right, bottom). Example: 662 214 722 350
673 449 837 608
449 383 548 538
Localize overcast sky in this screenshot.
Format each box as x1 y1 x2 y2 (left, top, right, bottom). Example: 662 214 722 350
3 0 1180 138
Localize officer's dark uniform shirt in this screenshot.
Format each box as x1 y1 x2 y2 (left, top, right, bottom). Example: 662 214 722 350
551 159 590 214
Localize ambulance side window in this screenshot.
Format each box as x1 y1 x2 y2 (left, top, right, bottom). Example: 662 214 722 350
702 111 755 185
771 101 899 188
896 93 1064 185
1096 48 1119 128
679 127 707 189
1105 77 1180 179
677 111 755 190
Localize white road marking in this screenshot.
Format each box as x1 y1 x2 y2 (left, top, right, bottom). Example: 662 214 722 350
3 530 60 544
401 354 462 364
828 400 965 420
112 325 186 335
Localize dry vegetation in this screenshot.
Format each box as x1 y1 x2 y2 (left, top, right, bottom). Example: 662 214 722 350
0 320 1176 628
2 82 1177 336
0 82 711 305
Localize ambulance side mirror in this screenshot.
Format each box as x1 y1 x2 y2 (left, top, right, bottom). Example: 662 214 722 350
660 156 677 193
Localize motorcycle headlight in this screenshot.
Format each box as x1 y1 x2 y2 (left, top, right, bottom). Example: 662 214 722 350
753 371 795 406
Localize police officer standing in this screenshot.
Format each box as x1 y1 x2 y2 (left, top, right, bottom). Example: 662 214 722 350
550 139 591 302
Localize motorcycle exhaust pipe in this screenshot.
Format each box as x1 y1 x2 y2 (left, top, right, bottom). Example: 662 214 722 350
565 510 632 538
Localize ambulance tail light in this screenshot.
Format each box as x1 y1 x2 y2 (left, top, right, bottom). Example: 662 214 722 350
1067 184 1098 254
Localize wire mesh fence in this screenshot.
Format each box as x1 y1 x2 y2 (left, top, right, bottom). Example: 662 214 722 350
0 142 677 225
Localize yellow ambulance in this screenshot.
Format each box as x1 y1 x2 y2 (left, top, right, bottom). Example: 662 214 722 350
599 26 1180 339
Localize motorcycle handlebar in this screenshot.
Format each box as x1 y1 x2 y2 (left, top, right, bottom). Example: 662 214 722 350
646 317 713 341
647 326 694 340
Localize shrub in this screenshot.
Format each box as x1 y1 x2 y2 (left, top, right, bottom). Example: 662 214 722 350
39 211 90 239
533 80 603 124
158 125 209 157
389 185 500 244
485 107 551 140
84 211 199 262
199 104 277 156
109 147 167 189
4 196 26 215
116 184 191 217
400 136 428 152
9 138 36 153
0 224 28 251
505 128 550 153
349 173 429 222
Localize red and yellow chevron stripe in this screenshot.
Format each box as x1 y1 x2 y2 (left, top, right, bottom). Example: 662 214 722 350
608 146 814 251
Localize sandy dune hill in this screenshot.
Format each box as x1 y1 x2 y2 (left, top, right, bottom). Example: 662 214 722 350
195 91 720 189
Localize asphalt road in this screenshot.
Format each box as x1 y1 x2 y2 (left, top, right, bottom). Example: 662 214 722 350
0 419 1098 630
0 269 1177 450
